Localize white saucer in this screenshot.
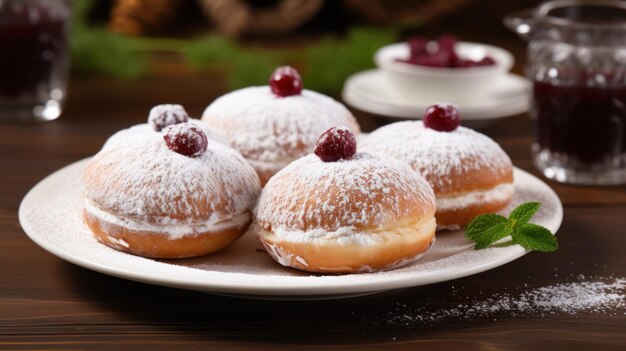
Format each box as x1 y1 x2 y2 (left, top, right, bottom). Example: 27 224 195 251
19 159 562 301
342 69 531 120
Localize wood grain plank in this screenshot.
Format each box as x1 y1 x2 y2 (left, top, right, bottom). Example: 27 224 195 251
2 19 626 348
2 207 625 348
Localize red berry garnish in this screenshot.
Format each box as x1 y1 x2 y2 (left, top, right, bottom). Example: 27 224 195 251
437 35 458 52
456 56 496 68
423 103 461 132
414 52 450 68
148 104 189 131
476 56 496 66
314 126 357 162
269 66 302 97
163 123 208 157
455 59 478 68
408 36 428 57
400 34 499 69
435 35 459 67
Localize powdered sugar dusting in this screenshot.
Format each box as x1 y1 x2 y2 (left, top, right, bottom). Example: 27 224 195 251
360 121 512 194
255 152 435 232
202 87 360 163
377 277 625 325
83 133 260 228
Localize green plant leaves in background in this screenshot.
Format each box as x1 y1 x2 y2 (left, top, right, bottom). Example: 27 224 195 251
183 27 396 95
70 2 396 94
71 29 146 79
303 27 396 95
70 1 146 79
184 36 282 90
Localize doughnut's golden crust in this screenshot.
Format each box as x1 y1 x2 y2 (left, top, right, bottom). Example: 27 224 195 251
258 216 436 273
202 87 361 185
254 152 438 273
255 158 436 233
408 164 513 228
83 152 243 223
84 210 250 259
425 155 513 196
256 168 277 187
436 198 511 227
360 122 514 227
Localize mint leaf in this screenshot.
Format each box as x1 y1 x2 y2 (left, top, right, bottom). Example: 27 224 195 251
466 214 512 249
466 213 508 238
474 223 514 250
509 202 541 225
465 201 557 252
511 223 558 252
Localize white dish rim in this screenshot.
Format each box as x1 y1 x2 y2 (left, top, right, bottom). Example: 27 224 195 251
342 69 531 120
19 159 562 298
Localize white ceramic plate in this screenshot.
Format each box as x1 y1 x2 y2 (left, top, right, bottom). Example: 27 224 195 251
342 69 531 120
19 159 562 300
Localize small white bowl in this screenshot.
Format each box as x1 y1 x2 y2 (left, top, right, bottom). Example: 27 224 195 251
374 41 515 103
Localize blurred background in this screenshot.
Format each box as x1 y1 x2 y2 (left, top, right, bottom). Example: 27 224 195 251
60 0 542 125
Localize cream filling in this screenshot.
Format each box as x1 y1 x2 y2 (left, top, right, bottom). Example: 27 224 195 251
257 216 436 247
84 199 250 240
436 183 514 211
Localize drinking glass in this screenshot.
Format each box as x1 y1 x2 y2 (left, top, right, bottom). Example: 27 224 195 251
506 0 626 185
0 0 70 121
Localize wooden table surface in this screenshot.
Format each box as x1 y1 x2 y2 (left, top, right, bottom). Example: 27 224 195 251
2 50 626 351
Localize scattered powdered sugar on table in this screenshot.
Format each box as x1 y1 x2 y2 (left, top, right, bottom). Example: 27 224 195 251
378 276 625 326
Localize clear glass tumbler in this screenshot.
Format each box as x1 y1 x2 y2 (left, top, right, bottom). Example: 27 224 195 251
506 0 626 185
0 0 70 122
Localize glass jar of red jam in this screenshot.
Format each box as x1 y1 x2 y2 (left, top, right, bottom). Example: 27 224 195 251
0 0 70 121
506 0 626 185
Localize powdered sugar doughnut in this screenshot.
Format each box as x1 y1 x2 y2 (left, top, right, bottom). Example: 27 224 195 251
201 87 361 185
254 152 436 273
360 121 513 229
83 128 261 258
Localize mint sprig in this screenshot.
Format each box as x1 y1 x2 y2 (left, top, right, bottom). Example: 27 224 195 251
465 202 558 252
